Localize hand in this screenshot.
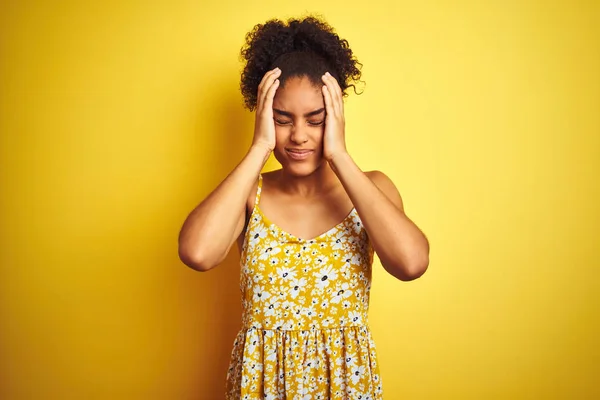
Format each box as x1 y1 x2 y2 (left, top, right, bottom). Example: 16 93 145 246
252 68 281 152
321 72 348 162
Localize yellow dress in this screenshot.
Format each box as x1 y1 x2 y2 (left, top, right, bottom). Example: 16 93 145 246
226 175 383 399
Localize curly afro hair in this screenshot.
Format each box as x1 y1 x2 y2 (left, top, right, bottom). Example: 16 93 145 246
240 16 363 111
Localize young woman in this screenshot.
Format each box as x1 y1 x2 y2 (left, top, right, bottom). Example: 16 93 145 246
178 16 429 400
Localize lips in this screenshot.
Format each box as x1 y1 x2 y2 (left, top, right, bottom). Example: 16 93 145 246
286 148 314 161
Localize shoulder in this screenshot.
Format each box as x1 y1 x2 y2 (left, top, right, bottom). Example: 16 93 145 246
365 170 391 184
365 170 397 190
246 169 280 208
365 170 404 210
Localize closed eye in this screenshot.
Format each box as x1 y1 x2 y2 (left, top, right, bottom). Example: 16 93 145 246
308 120 325 126
274 119 292 125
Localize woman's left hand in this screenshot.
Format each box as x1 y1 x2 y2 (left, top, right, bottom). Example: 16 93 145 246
321 72 348 162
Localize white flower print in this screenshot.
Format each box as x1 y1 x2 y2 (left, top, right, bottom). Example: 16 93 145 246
226 178 382 399
246 336 260 355
249 225 268 246
351 213 363 233
265 348 277 363
350 365 366 385
349 311 363 325
333 365 347 388
283 320 295 330
343 352 358 368
350 253 362 266
264 392 278 400
289 277 307 299
259 240 281 260
314 255 329 266
252 285 271 303
264 301 279 317
331 282 353 304
302 305 316 319
314 265 338 290
291 303 302 317
277 266 296 281
267 272 277 284
332 229 346 250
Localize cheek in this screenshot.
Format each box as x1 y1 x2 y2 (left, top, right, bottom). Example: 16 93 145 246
274 126 289 146
313 127 325 144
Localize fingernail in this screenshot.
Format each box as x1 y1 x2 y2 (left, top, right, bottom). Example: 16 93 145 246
325 72 331 76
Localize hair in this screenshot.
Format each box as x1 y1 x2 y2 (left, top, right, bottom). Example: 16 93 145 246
240 16 363 111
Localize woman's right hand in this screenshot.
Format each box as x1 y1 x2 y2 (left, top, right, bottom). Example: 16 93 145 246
252 68 281 152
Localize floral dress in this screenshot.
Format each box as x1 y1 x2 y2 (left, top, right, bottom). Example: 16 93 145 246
226 175 383 399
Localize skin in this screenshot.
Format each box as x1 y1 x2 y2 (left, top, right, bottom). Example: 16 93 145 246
179 68 430 281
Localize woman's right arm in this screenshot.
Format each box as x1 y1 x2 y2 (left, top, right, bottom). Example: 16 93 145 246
178 68 281 271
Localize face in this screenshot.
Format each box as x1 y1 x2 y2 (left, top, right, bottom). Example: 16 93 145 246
272 76 326 176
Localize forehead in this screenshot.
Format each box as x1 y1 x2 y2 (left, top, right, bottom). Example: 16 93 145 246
273 76 324 112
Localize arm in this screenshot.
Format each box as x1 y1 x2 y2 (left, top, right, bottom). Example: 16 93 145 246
321 72 429 281
178 145 270 271
332 157 429 281
178 68 281 271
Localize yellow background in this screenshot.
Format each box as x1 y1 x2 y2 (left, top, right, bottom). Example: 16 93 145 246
1 1 598 399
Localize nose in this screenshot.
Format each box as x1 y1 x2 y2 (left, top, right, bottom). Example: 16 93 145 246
290 125 308 144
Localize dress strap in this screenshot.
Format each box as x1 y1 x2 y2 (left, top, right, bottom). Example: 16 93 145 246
254 174 263 207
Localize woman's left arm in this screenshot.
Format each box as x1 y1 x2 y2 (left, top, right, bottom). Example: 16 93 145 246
333 154 429 281
322 72 429 281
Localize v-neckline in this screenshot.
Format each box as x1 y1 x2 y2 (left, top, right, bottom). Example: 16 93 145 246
254 205 356 242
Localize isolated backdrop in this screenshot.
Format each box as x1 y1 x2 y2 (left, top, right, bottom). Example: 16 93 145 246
1 1 598 399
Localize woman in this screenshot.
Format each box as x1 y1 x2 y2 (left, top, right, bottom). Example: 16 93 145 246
178 16 429 399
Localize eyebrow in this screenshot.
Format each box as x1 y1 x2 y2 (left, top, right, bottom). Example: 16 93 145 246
273 108 325 118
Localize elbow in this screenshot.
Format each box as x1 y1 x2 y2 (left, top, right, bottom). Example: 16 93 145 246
400 243 430 281
401 259 429 281
178 245 218 272
386 254 429 282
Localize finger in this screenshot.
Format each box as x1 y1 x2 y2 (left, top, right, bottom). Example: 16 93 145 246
258 68 279 93
257 68 280 107
322 84 334 118
258 69 281 109
325 72 344 111
263 78 280 112
322 74 340 116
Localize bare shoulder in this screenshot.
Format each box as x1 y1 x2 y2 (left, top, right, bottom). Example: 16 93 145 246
247 169 280 209
365 170 391 184
246 178 259 209
238 173 264 249
365 170 404 210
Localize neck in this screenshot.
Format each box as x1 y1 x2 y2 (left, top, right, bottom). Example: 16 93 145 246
276 162 339 197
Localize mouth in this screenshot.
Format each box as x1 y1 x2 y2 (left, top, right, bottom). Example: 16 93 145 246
285 149 314 161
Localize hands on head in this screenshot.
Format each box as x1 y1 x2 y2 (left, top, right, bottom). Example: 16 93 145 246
251 68 347 163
